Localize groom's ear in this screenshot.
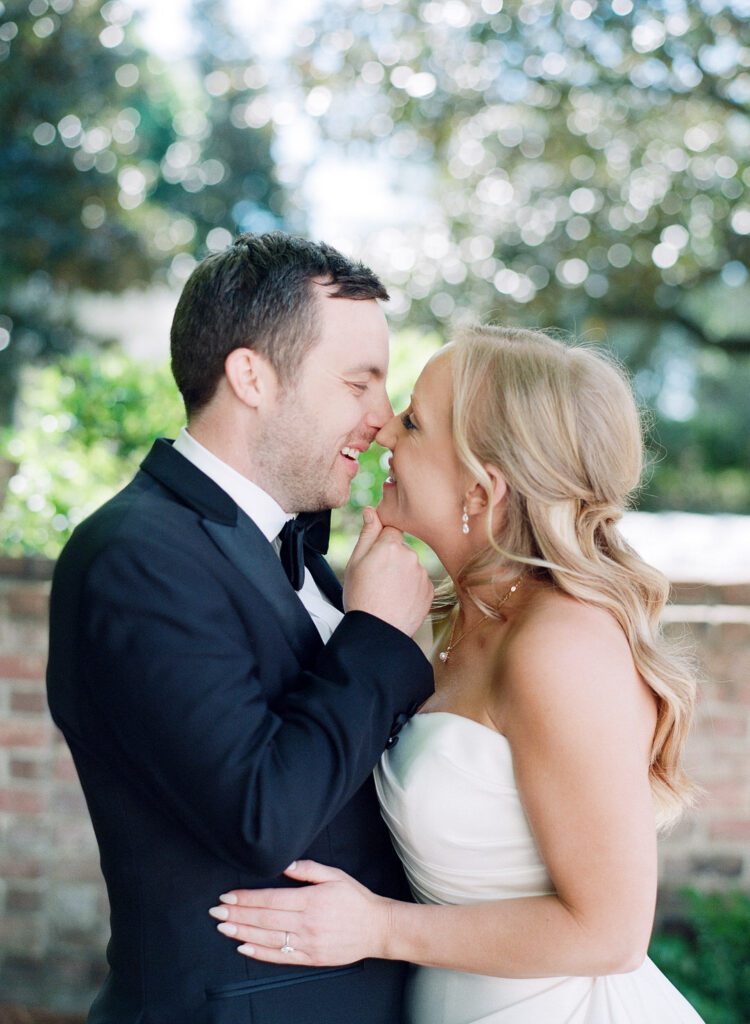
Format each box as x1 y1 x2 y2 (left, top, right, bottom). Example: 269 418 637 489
224 348 279 409
464 465 507 515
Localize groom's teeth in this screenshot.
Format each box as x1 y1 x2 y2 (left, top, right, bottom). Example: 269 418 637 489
341 447 360 461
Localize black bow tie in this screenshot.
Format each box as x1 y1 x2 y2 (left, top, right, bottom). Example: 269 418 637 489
278 510 331 591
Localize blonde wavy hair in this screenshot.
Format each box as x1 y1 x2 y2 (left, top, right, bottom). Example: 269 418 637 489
438 324 698 829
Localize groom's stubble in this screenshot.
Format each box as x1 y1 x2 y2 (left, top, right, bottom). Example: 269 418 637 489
252 378 348 514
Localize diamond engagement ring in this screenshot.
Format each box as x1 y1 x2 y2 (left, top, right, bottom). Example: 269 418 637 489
280 932 294 954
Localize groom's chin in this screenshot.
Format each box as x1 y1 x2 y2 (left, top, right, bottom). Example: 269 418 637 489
325 480 355 510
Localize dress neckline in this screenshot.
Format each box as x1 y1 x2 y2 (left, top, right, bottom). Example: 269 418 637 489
412 711 511 749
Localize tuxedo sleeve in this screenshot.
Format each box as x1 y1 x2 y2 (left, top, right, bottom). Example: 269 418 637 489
78 533 433 877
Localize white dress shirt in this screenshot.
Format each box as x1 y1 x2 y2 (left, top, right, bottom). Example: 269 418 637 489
172 428 344 642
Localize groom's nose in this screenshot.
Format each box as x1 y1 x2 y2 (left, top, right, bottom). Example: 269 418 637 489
364 381 394 432
375 412 399 450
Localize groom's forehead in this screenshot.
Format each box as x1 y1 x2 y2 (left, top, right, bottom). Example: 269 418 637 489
310 293 390 361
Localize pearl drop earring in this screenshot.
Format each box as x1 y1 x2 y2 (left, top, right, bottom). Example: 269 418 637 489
461 506 470 535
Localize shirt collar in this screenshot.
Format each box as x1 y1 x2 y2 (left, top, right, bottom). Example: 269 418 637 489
172 427 294 542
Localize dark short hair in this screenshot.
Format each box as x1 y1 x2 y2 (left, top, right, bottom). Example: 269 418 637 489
170 231 389 415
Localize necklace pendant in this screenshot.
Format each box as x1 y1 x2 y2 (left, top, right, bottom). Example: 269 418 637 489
439 650 449 663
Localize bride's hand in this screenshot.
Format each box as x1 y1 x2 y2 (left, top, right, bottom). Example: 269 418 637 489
209 860 392 967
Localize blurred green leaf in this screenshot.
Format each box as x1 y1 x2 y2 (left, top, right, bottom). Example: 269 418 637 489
292 0 750 514
0 0 282 420
0 350 183 557
649 889 750 1023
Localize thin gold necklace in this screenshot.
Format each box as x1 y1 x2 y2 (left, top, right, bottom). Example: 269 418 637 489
438 576 523 664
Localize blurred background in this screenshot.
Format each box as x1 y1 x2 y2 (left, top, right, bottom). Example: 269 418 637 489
0 0 749 1019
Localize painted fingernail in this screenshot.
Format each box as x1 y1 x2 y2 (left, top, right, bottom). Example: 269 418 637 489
217 922 238 937
219 893 238 904
237 943 255 956
208 906 229 921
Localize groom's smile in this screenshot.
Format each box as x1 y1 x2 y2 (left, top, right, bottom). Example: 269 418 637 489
260 282 393 513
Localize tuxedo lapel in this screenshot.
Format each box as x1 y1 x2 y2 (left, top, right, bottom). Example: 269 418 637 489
141 439 322 665
141 437 237 524
203 515 323 666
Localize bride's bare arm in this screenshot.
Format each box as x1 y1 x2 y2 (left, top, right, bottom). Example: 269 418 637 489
382 600 658 977
210 601 659 978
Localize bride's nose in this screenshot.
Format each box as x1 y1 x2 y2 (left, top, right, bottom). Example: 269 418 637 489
375 412 400 450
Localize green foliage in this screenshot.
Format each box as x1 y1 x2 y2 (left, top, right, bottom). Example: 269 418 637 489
643 347 750 512
649 889 750 1024
4 0 750 523
292 0 750 511
295 0 750 338
0 351 183 557
0 0 282 420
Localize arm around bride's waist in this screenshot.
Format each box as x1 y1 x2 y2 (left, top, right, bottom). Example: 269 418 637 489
213 605 662 979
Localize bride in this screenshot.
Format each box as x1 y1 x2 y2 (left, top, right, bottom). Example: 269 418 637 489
211 325 704 1023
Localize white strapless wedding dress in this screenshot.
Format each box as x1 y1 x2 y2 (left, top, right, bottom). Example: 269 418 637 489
374 712 704 1024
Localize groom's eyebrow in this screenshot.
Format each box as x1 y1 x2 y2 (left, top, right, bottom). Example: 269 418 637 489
344 363 385 379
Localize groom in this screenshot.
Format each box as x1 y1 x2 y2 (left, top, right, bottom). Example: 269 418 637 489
46 233 434 1023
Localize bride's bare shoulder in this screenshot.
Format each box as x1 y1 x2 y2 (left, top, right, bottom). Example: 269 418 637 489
497 586 644 719
514 585 626 644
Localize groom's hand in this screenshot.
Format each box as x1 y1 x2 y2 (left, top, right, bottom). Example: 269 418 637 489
343 508 433 636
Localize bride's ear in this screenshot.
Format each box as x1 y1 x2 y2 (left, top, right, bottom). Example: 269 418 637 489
463 465 507 517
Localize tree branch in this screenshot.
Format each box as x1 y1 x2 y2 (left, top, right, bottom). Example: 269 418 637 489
602 305 750 355
673 312 750 354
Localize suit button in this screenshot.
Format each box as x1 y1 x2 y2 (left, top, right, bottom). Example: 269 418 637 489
385 709 411 750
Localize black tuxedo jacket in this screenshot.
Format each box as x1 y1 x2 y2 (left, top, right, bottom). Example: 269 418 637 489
46 439 433 1024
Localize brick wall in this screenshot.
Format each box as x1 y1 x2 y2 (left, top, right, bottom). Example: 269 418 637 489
662 582 750 888
0 562 748 1012
0 561 108 1011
